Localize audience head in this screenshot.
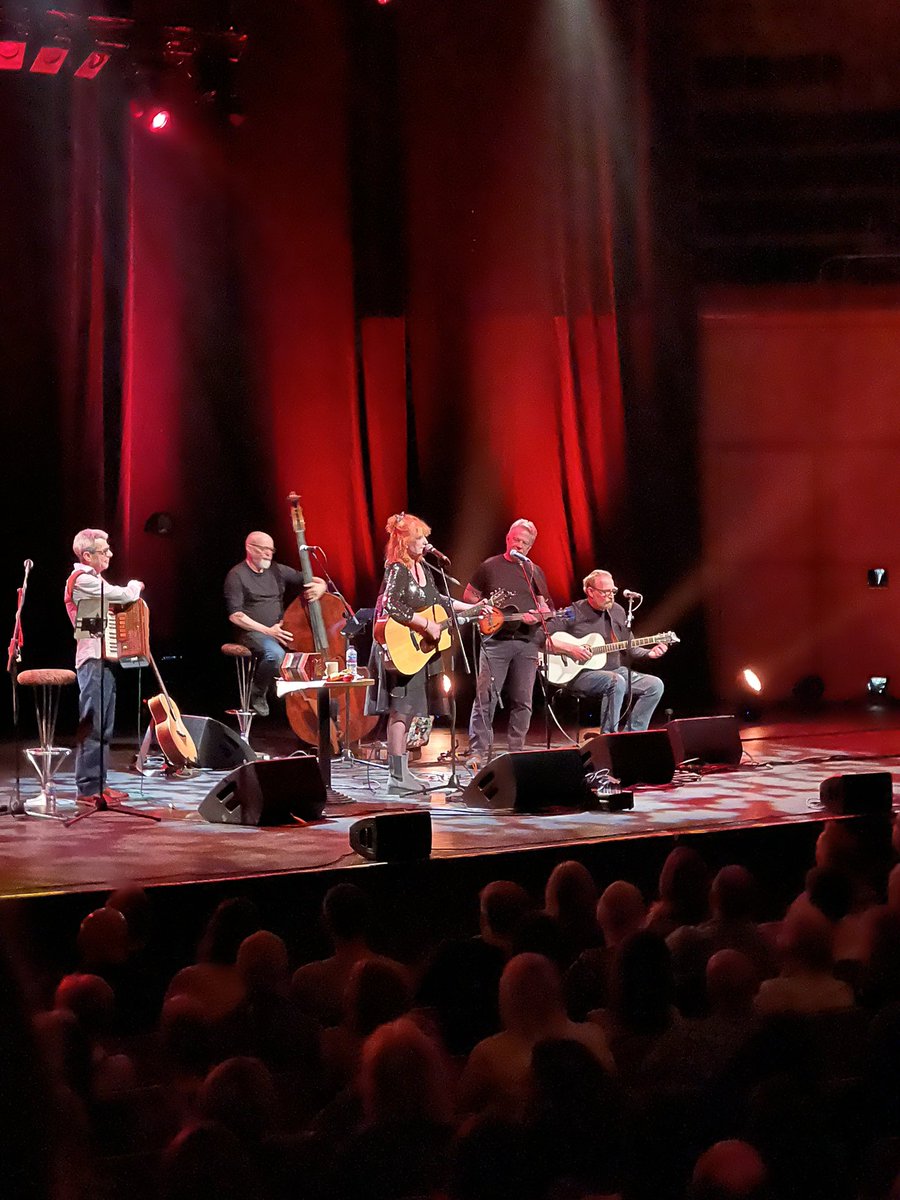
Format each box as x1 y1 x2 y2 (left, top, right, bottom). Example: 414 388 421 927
711 866 757 922
160 1121 255 1200
77 906 129 967
345 957 412 1037
160 995 215 1078
611 930 674 1033
498 953 563 1037
323 883 372 945
511 912 568 969
777 905 834 972
360 1016 451 1125
479 881 531 951
657 845 710 924
236 930 289 994
33 1009 91 1097
529 1036 614 1121
597 880 646 944
544 860 597 929
803 866 853 923
54 973 116 1036
706 949 758 1017
690 1139 768 1199
198 898 261 965
105 884 152 949
199 1056 278 1144
815 820 861 874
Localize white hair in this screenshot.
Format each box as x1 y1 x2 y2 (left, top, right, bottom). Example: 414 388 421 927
72 529 108 560
508 519 537 539
582 569 613 595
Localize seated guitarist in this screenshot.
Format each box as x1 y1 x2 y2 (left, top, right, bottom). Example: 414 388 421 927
546 569 667 732
367 513 481 796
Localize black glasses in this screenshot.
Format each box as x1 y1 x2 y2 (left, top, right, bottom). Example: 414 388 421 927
592 587 617 596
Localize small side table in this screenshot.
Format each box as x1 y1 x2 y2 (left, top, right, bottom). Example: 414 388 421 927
275 677 374 788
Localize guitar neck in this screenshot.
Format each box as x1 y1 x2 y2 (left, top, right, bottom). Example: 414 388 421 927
147 652 170 701
603 635 660 654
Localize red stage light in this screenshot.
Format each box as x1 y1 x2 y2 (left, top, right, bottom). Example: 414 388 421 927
149 108 170 132
30 46 69 75
0 40 26 71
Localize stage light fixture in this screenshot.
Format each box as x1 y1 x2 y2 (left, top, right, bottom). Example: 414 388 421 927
148 107 170 131
740 668 763 694
0 40 26 70
868 567 889 588
30 45 69 74
867 676 889 696
74 49 110 79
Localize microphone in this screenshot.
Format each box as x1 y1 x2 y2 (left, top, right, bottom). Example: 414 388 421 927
298 544 320 554
509 549 531 563
622 589 642 600
424 543 451 565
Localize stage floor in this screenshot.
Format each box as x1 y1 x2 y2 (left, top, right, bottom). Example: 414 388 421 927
0 711 898 900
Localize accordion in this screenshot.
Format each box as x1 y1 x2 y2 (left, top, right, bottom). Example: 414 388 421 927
76 597 151 668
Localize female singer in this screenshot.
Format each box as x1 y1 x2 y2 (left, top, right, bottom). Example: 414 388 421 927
368 513 478 795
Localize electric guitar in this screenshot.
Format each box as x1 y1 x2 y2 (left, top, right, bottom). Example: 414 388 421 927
546 630 680 686
375 589 510 677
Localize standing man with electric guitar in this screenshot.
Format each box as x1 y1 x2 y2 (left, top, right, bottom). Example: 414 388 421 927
546 569 671 732
224 532 327 716
465 519 553 770
369 513 489 795
65 529 144 803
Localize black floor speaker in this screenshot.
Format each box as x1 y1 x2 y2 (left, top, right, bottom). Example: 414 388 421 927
667 715 743 766
820 772 894 815
182 715 256 770
583 729 676 787
349 811 432 861
198 755 326 826
462 749 596 813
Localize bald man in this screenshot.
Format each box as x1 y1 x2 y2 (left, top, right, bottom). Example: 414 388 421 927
224 532 326 716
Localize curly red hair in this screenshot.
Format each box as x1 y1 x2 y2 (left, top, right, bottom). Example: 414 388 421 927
384 513 431 567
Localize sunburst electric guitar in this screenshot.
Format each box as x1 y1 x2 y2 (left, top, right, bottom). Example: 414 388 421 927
375 589 510 677
546 630 680 686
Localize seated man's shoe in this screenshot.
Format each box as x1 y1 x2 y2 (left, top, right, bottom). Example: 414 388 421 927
76 793 101 805
250 694 270 717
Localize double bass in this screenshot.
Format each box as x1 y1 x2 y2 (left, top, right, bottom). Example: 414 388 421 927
281 494 378 752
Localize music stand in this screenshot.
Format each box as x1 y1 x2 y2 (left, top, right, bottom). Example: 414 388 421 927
67 589 160 826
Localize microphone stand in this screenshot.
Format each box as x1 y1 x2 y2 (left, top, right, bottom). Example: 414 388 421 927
428 555 472 792
4 561 32 816
623 594 637 731
515 557 554 752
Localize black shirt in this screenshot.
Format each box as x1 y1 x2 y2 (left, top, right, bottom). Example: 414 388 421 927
547 598 651 669
223 560 304 628
469 554 552 643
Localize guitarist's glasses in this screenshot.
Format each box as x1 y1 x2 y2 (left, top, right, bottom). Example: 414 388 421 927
591 587 618 597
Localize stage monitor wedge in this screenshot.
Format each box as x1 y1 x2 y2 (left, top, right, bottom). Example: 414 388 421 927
198 755 325 826
583 729 676 788
182 715 256 770
667 716 743 767
820 772 893 815
349 811 432 862
462 749 596 813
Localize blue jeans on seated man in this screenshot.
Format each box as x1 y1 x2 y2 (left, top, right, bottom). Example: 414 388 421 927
76 658 116 797
568 666 664 733
240 631 286 714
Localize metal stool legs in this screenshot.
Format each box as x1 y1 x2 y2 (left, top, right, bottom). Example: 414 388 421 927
23 682 71 820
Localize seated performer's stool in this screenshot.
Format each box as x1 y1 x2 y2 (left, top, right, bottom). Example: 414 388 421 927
221 643 257 745
17 668 77 819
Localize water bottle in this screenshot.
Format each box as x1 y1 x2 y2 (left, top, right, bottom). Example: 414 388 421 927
346 644 358 678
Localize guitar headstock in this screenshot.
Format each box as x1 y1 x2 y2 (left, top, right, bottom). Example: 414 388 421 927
662 631 680 645
287 492 305 535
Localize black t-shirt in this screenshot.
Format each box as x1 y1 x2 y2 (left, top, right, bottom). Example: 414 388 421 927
223 560 303 628
469 554 552 643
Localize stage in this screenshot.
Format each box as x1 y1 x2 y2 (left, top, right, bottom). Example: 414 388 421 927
0 711 898 902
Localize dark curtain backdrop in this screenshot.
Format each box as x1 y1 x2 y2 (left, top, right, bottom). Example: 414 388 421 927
0 0 705 723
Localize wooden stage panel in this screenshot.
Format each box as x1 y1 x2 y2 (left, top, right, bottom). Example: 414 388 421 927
0 718 897 901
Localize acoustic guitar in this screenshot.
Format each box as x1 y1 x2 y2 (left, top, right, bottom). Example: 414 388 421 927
146 652 198 768
546 630 680 686
375 589 509 677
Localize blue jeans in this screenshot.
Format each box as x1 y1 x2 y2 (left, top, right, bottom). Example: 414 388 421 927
240 632 285 701
568 666 664 732
75 658 116 797
469 640 541 758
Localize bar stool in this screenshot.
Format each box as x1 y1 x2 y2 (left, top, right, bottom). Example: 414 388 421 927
17 668 77 819
221 643 256 746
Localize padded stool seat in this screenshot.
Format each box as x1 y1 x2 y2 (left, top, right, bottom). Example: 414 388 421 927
18 669 77 688
221 643 253 658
